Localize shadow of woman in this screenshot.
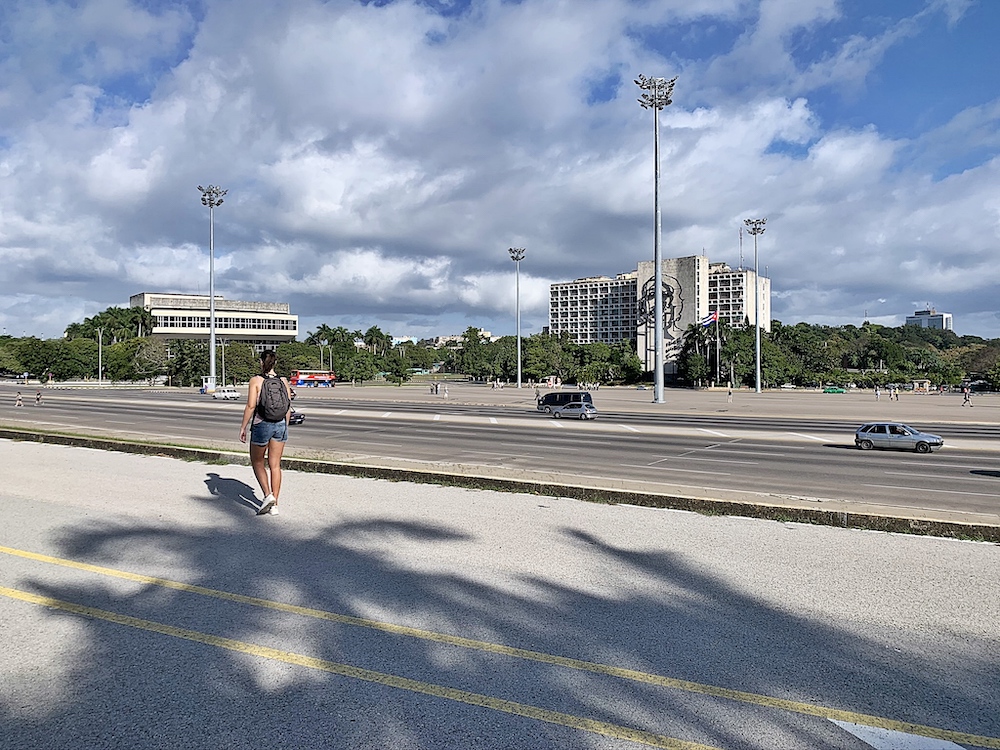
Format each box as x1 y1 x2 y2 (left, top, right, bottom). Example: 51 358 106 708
204 472 260 512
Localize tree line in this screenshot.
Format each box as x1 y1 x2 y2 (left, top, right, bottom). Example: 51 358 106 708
678 319 1000 389
2 306 999 389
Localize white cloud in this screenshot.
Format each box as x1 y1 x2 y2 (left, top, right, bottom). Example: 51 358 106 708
0 0 997 343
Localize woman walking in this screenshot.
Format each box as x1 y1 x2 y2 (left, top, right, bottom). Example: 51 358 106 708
240 350 293 516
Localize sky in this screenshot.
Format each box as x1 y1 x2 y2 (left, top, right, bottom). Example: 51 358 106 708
1 0 998 342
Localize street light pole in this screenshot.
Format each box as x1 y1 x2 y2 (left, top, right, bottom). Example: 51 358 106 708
198 184 227 392
635 74 677 404
97 327 104 387
743 217 767 394
508 247 525 388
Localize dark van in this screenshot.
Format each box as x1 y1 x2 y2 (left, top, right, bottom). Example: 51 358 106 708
536 391 593 413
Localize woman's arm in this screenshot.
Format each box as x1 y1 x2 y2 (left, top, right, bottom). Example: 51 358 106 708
239 376 261 442
281 377 293 422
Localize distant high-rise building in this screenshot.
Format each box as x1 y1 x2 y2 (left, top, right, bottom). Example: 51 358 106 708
905 309 953 331
548 273 638 345
548 255 770 374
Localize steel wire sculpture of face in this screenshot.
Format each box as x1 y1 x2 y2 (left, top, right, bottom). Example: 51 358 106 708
637 274 684 333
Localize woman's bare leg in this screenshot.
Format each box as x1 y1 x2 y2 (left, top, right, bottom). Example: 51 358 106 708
267 439 286 503
250 443 271 498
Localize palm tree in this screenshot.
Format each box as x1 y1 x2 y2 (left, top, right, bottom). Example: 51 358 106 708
305 324 335 346
331 326 352 343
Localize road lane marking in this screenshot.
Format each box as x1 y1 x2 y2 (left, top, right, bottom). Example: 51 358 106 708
3 545 998 750
433 414 441 420
673 455 757 465
547 421 564 428
831 720 967 749
0 585 716 750
381 412 392 418
698 429 730 438
881 471 997 484
620 463 730 477
787 432 827 441
489 417 498 424
864 484 1000 499
619 424 641 432
703 448 789 458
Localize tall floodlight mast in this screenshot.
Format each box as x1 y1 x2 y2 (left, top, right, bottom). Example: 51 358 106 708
635 73 677 404
508 247 526 388
198 184 228 392
743 217 767 394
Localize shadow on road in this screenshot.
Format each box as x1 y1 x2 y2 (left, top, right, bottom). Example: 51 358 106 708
3 493 997 749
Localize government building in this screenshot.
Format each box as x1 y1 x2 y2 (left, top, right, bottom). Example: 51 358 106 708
129 292 298 351
549 255 770 373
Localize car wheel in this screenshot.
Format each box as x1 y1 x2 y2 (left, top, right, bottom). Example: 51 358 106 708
553 411 561 419
543 406 552 414
859 439 874 451
915 442 931 454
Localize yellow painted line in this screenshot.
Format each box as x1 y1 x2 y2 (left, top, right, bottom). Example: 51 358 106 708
0 585 716 750
3 545 999 749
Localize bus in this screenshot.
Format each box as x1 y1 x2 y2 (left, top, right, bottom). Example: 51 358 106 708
289 370 337 387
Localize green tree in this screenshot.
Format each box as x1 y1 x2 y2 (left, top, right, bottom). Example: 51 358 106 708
222 343 259 385
168 340 209 387
384 347 413 385
0 340 23 376
134 339 170 383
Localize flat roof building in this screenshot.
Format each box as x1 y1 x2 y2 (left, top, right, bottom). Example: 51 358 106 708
548 256 771 375
905 309 953 331
129 292 298 351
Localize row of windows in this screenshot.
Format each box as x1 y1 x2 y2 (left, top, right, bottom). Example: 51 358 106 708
156 315 297 331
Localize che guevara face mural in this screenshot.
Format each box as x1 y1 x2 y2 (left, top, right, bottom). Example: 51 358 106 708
637 274 684 332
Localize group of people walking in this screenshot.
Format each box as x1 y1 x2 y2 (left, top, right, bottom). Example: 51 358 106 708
13 391 41 407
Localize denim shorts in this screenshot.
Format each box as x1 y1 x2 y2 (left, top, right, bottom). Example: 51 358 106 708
250 419 288 446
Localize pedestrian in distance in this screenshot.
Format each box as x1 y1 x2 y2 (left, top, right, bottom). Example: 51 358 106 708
34 390 42 406
240 350 293 516
14 392 23 407
727 384 733 403
962 387 972 407
874 386 880 401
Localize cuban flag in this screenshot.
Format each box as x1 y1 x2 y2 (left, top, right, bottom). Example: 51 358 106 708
701 310 719 327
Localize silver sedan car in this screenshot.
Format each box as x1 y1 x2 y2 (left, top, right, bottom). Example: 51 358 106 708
551 402 598 420
855 422 943 453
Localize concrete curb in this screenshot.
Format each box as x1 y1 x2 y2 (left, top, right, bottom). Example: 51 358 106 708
3 426 997 544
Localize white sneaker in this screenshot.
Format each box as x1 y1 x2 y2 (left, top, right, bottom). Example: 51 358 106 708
257 495 275 516
268 505 280 515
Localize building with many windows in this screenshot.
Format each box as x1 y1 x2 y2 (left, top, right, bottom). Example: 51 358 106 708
129 293 298 351
905 308 953 331
548 256 770 374
548 273 638 344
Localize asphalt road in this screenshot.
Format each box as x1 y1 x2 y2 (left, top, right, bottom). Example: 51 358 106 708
2 384 999 526
1 437 998 750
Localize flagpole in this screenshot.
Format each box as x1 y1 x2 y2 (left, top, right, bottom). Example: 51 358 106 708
715 312 720 384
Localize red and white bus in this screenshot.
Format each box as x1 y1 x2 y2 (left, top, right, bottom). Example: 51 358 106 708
289 370 337 387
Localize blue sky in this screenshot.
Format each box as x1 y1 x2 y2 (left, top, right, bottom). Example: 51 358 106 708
0 0 998 341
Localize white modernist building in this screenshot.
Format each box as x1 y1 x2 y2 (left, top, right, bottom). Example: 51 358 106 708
548 273 638 344
130 293 298 351
905 309 953 331
548 256 770 374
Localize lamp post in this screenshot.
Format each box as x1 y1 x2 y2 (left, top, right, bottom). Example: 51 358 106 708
97 327 104 387
635 73 677 404
508 247 525 388
198 184 227 392
219 337 226 387
743 217 766 394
